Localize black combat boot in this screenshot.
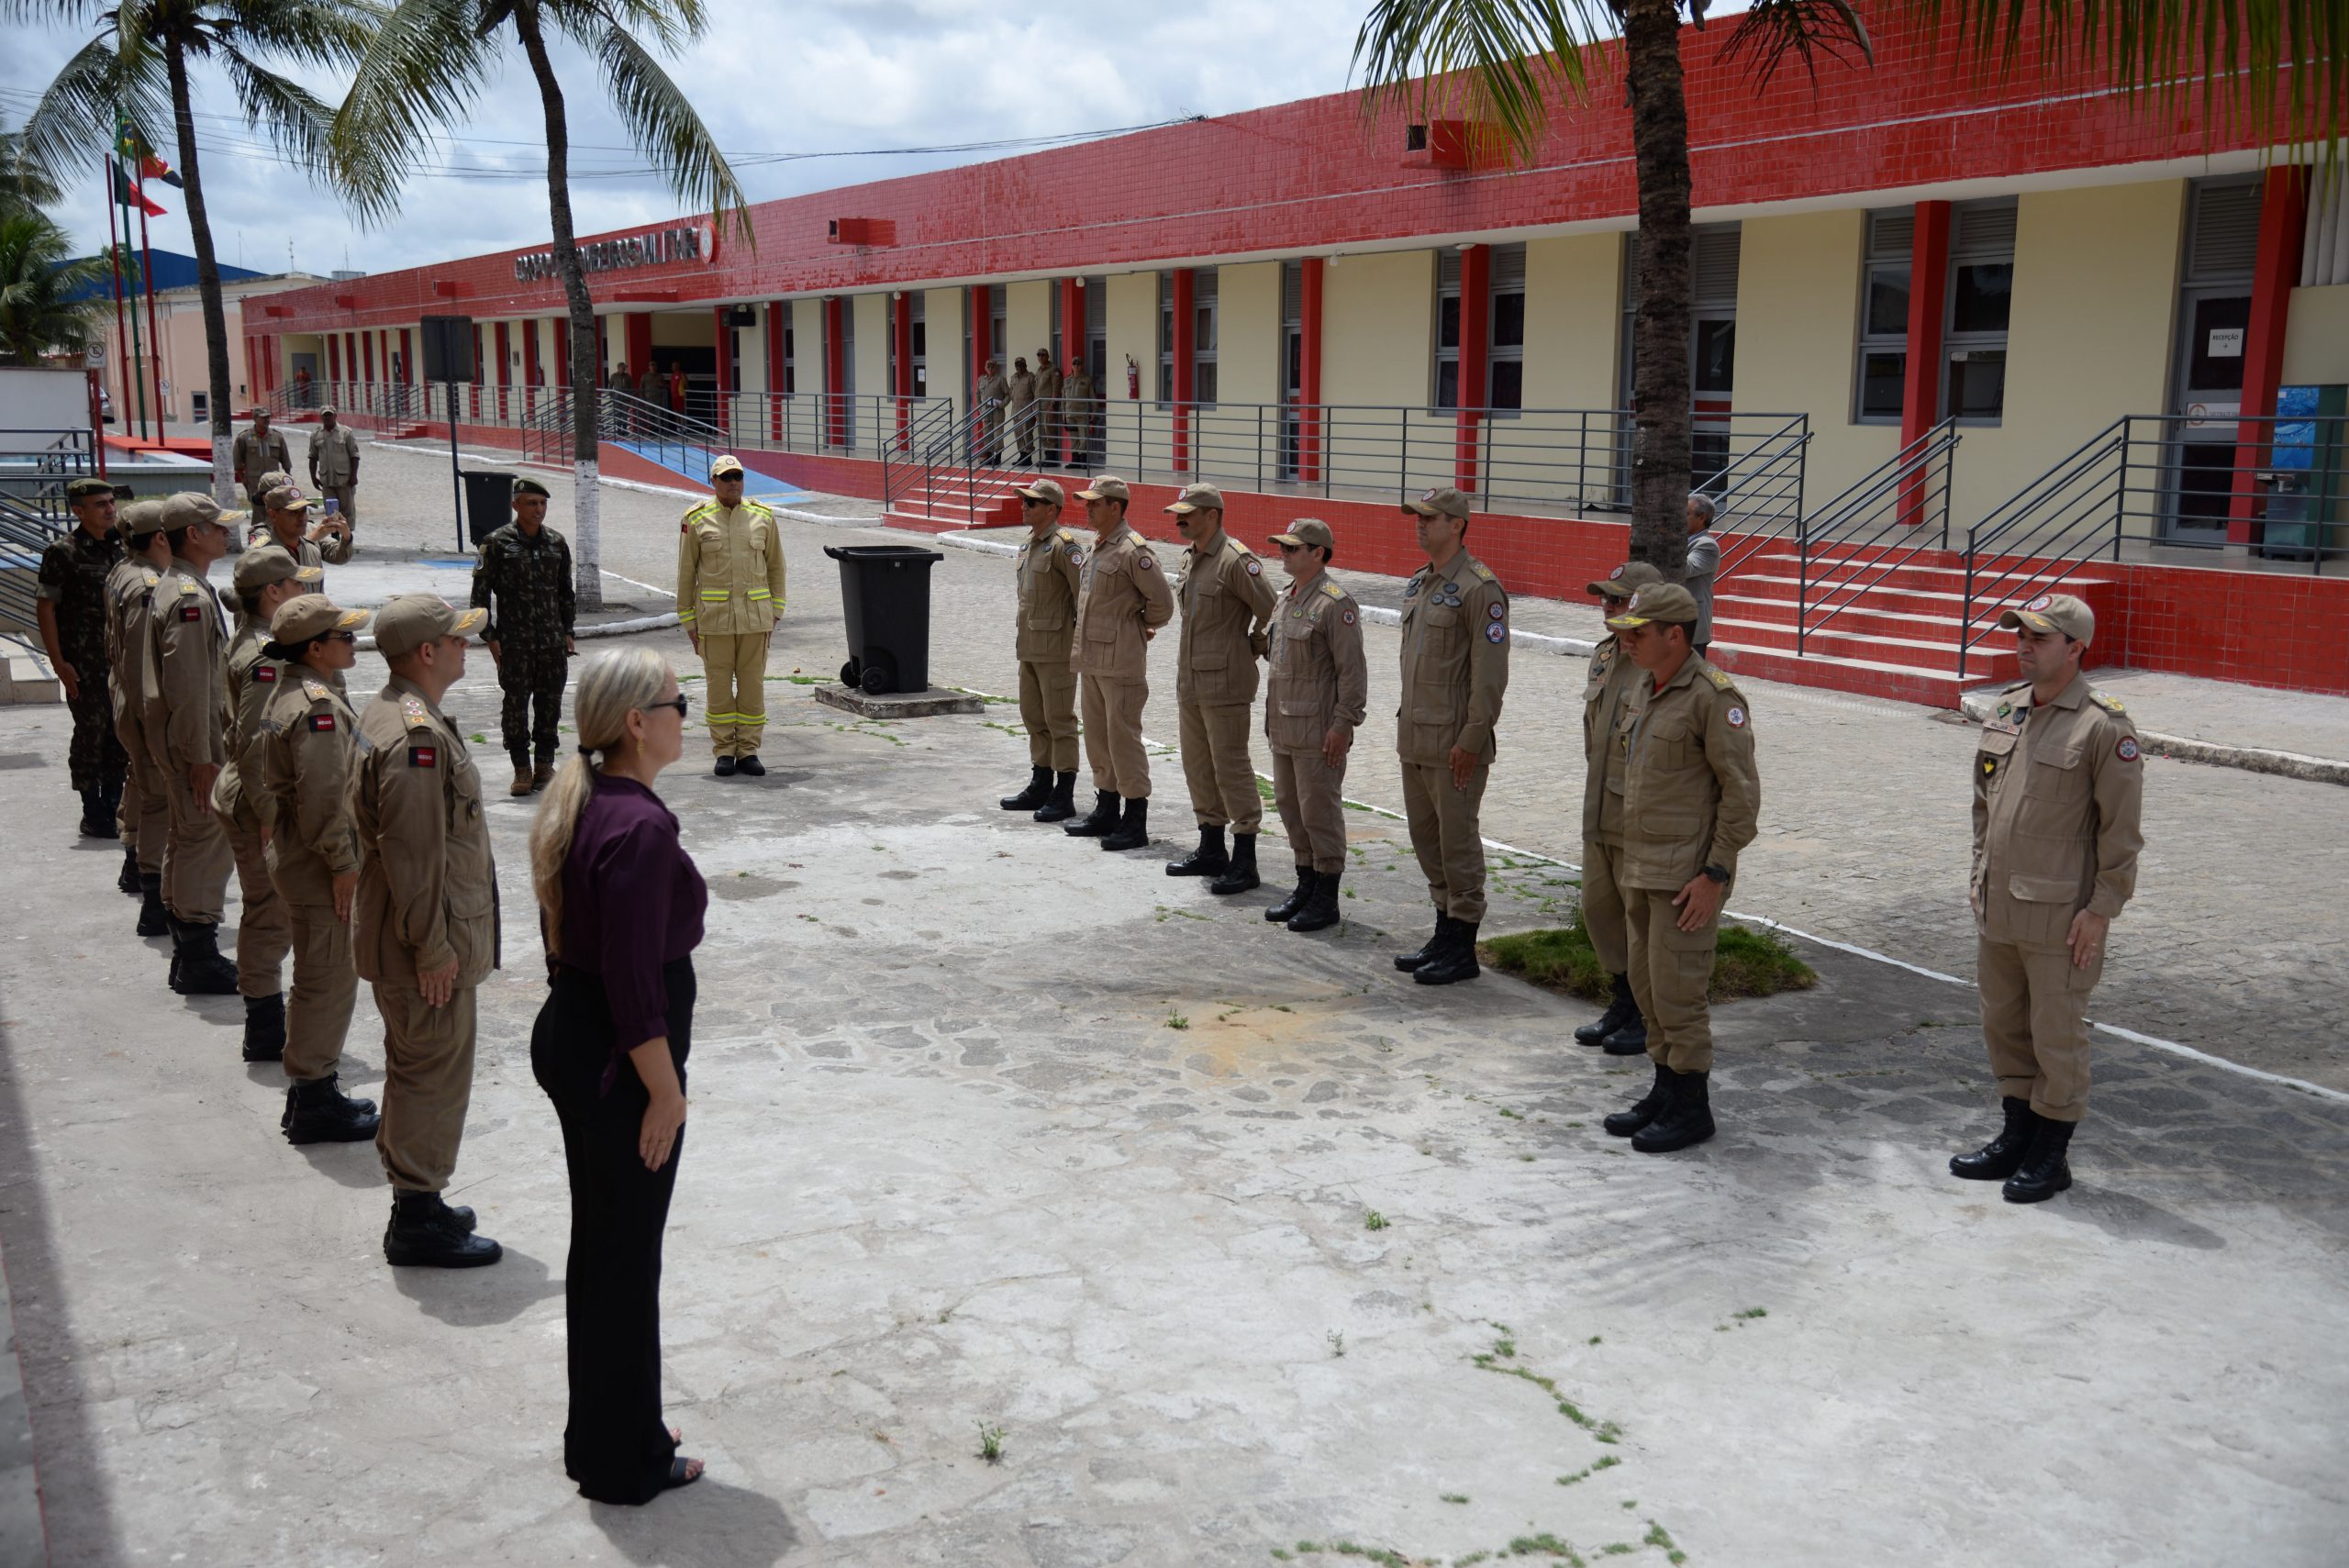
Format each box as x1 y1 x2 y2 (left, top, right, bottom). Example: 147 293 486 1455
117 844 142 896
735 753 765 777
1287 870 1342 933
1603 1062 1674 1138
1394 911 1452 972
2001 1117 2076 1204
282 1073 381 1144
170 918 240 995
1576 973 1640 1047
713 755 738 778
1414 918 1481 985
384 1190 502 1267
1950 1097 2034 1181
1033 771 1078 823
1063 789 1120 838
1266 868 1317 923
136 873 168 937
77 788 112 839
99 770 124 834
1601 1006 1650 1056
1001 767 1052 811
1210 833 1260 895
241 992 287 1062
1100 797 1150 852
1166 824 1228 876
1632 1069 1716 1152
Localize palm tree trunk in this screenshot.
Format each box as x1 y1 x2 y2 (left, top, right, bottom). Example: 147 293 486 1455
1623 0 1693 578
515 0 601 610
163 39 235 506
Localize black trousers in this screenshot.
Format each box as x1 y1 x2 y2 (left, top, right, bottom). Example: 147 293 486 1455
531 957 695 1505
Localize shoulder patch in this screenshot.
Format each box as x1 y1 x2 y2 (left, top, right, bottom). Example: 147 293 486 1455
1242 556 1262 576
406 743 437 769
2092 693 2126 715
254 664 276 684
1708 669 1734 689
1136 551 1159 572
303 680 330 701
2116 736 2140 762
178 580 198 595
309 713 337 733
399 695 434 730
1469 562 1496 583
142 571 159 586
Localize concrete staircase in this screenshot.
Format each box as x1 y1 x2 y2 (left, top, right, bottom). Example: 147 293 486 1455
0 635 62 706
885 464 1028 530
1709 545 2120 707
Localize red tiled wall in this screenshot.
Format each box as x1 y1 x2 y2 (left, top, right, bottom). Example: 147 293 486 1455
2108 563 2349 695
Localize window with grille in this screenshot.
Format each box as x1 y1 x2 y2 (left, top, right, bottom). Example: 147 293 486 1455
1488 242 1526 413
1192 269 1219 407
1157 272 1174 406
1434 250 1462 410
1855 209 1913 423
909 295 927 397
1943 198 2016 423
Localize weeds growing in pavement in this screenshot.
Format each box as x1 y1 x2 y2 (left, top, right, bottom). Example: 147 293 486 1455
974 1422 1005 1463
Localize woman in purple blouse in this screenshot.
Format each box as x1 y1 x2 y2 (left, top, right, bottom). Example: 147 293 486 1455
526 648 707 1501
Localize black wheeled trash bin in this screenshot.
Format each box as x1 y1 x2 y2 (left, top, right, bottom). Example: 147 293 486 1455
824 543 946 695
461 469 517 546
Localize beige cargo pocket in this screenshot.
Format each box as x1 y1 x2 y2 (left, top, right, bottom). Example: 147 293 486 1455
2024 740 2087 802
2006 871 2079 945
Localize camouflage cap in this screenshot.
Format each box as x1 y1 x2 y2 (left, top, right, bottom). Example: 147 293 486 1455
1605 583 1700 629
1014 478 1066 506
270 594 369 644
1998 593 2095 645
1076 476 1130 503
1165 482 1225 515
1268 518 1334 551
1403 485 1472 520
373 594 487 657
1589 561 1666 600
231 544 322 597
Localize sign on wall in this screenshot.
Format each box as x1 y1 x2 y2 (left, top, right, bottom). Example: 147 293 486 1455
513 222 718 283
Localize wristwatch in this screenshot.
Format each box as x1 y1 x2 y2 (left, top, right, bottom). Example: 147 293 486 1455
1701 864 1729 884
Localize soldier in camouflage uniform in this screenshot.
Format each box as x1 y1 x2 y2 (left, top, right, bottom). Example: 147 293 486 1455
470 475 577 795
35 476 128 841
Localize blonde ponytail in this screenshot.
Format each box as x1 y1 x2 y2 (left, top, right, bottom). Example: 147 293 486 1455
529 646 671 960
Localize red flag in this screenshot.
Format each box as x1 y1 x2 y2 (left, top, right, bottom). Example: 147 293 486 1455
139 153 184 189
112 164 165 217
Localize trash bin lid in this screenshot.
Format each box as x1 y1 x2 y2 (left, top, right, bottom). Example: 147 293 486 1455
823 545 944 562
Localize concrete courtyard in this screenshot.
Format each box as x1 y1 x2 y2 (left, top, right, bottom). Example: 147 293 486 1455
2 443 2345 1566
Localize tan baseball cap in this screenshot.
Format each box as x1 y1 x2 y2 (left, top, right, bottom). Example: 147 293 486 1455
317 405 337 417
270 594 370 644
1015 478 1066 506
1403 486 1472 520
1165 482 1225 515
710 454 745 479
231 544 322 596
262 483 317 514
373 594 487 656
256 470 291 494
120 498 171 538
1589 561 1666 600
1076 476 1130 503
1605 583 1700 629
1998 593 2095 645
160 492 238 532
1268 518 1334 551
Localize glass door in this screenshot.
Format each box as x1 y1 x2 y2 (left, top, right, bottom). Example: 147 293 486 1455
2166 290 2252 539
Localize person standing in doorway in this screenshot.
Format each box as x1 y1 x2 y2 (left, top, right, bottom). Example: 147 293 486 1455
529 649 707 1503
473 476 578 795
974 358 1009 466
675 456 785 777
1034 349 1063 468
664 361 687 434
1063 357 1099 470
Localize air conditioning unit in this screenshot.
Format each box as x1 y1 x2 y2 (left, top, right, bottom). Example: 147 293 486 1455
828 217 896 247
1401 120 1502 172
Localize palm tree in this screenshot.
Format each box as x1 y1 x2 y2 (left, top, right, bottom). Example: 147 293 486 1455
0 210 106 363
1353 0 2343 577
331 0 747 610
0 129 69 220
10 0 373 497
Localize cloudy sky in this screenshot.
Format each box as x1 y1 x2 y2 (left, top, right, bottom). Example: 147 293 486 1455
4 0 1392 277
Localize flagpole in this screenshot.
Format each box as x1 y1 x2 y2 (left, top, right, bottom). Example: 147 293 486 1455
139 197 167 439
104 158 134 444
115 158 150 441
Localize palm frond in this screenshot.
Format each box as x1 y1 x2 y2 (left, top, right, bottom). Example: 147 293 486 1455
590 20 748 234
1720 0 1873 93
0 0 108 28
217 45 341 174
17 34 162 180
558 0 698 55
328 0 504 224
1351 0 1617 161
228 0 386 70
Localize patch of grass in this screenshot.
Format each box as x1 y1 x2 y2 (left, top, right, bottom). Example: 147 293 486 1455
468 731 488 743
1555 1453 1623 1487
1493 1338 1516 1359
778 673 825 684
1733 1307 1767 1320
1642 1523 1685 1566
1482 917 1816 1004
974 1421 1005 1463
1364 1210 1389 1231
1166 1013 1190 1031
1440 1493 1470 1505
1504 1534 1583 1562
1257 775 1277 802
1327 1329 1346 1358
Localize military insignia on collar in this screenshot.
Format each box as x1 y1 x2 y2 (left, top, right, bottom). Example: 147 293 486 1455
2093 693 2126 714
1243 557 1261 575
1707 669 1733 689
303 680 329 700
2116 737 2139 762
1726 706 1747 728
1485 622 1506 644
178 580 198 595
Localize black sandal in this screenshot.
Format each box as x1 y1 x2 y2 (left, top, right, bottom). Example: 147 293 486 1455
662 1456 704 1490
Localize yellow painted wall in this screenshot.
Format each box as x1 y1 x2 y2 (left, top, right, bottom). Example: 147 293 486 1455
1105 272 1155 408
925 286 966 417
648 310 711 350
2282 284 2349 384
791 299 822 397
1520 234 1620 411
1961 179 2185 522
1733 209 1898 512
1216 261 1281 407
1322 249 1456 494
1006 281 1052 374
852 293 887 404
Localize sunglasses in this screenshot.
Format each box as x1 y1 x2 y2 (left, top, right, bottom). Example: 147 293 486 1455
646 695 691 718
322 629 358 645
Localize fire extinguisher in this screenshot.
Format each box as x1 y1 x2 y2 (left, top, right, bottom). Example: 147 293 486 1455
1125 354 1140 401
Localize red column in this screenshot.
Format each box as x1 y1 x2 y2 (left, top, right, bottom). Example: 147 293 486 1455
1300 257 1325 484
624 314 653 386
1172 268 1196 474
824 296 846 448
327 335 340 386
2229 164 2311 542
494 322 512 422
553 317 569 388
1899 200 1953 527
524 319 542 387
1456 245 1489 488
764 304 785 439
970 286 992 384
892 292 913 441
398 327 413 388
1059 278 1084 466
362 331 374 386
595 316 608 386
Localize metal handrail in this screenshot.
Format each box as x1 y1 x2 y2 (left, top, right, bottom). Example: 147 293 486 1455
1794 420 1963 652
0 493 67 635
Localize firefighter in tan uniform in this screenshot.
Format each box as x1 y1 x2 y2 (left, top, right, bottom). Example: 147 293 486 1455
1064 477 1174 851
1954 594 2143 1205
213 544 318 1062
1575 562 1665 1057
1163 483 1277 893
1595 584 1761 1155
998 478 1085 822
1033 349 1063 467
254 593 380 1147
1391 487 1510 986
676 454 785 776
1261 519 1366 934
140 492 242 995
352 595 503 1269
107 500 175 938
255 481 354 573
